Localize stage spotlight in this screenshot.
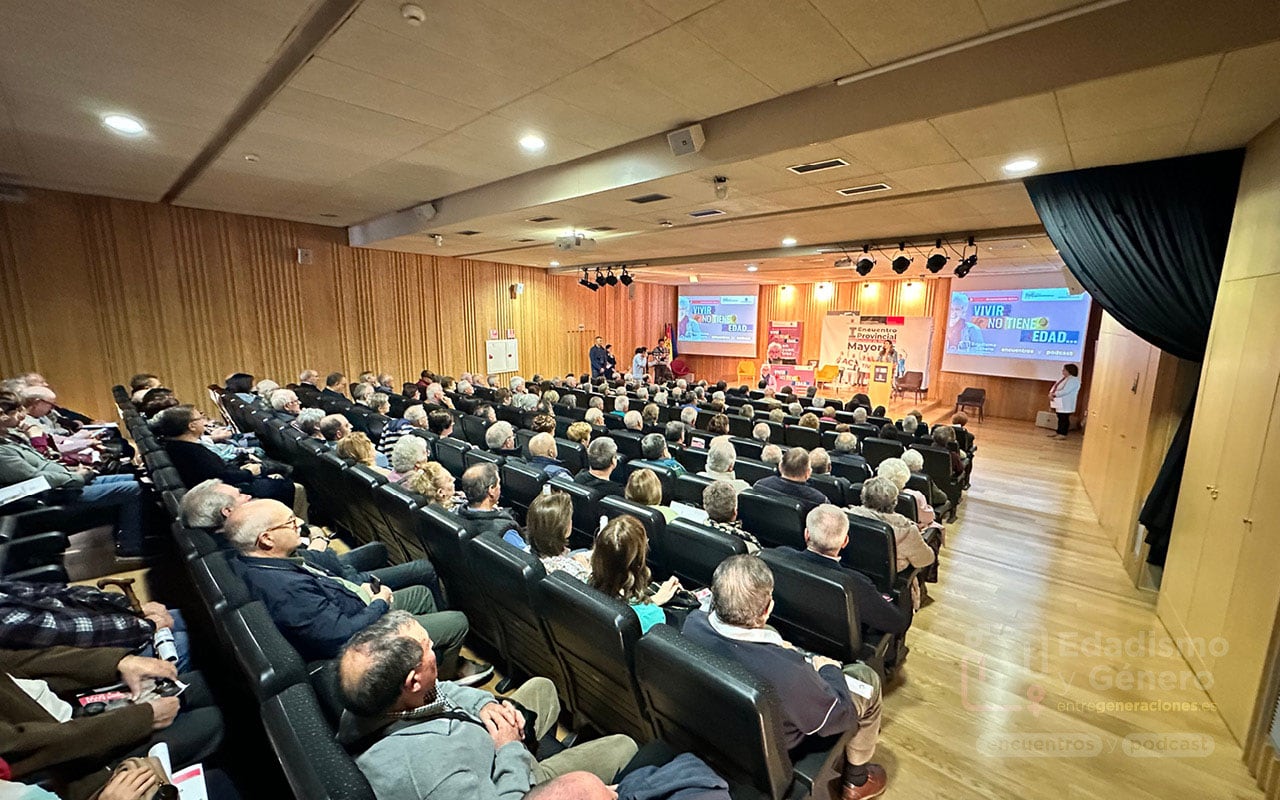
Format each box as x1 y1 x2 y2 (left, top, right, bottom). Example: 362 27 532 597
594 268 607 287
620 267 634 286
890 242 912 274
605 267 619 286
955 254 978 279
855 255 875 276
580 268 598 291
926 239 948 273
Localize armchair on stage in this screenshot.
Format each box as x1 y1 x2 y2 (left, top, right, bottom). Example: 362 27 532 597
955 387 986 422
892 371 926 403
813 364 839 392
670 358 694 381
735 360 755 385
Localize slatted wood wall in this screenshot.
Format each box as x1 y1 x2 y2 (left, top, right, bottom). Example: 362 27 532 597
0 188 673 420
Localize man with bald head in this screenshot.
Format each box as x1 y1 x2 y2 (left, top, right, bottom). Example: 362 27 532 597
225 499 487 683
336 612 636 800
527 433 570 479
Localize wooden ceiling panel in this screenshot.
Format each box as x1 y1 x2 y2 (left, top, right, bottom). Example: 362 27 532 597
930 92 1067 160
680 0 870 94
246 89 444 159
540 57 704 134
1068 123 1195 168
474 0 672 61
288 58 487 131
1055 55 1221 141
809 0 990 66
643 0 722 22
883 161 986 192
964 142 1074 181
608 26 778 119
973 0 1096 29
832 121 965 173
319 21 538 111
491 92 648 152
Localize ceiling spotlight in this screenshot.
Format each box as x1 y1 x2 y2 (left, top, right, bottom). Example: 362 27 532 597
433 234 444 247
594 268 607 287
659 220 673 228
620 268 634 286
955 254 978 279
855 244 875 276
746 264 758 272
519 134 546 153
549 260 560 267
926 240 948 274
891 243 912 275
781 237 797 247
579 268 598 291
713 175 729 200
102 114 146 136
1003 157 1039 174
605 267 619 286
243 153 260 163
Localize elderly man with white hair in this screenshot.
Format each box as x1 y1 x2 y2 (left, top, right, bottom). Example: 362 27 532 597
484 421 519 456
701 480 759 552
681 548 891 800
612 396 630 417
698 437 749 491
421 382 453 409
527 433 571 479
622 410 644 432
583 407 605 427
829 432 872 482
510 376 527 394
751 422 771 444
851 407 869 425
389 435 431 482
269 388 301 422
17 386 102 461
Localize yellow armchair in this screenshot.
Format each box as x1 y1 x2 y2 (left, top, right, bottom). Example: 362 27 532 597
814 363 839 391
736 360 756 384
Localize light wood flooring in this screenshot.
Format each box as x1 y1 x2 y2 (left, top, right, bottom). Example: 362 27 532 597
886 415 1260 799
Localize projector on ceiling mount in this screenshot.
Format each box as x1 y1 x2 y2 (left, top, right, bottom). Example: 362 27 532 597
554 234 597 251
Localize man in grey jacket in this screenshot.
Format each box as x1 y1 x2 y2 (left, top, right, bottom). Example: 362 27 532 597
336 611 636 799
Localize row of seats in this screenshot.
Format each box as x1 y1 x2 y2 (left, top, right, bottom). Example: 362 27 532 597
195 386 904 798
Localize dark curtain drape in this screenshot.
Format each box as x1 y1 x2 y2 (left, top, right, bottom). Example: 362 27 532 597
1024 149 1245 565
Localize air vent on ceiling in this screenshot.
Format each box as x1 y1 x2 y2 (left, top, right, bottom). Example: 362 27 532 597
787 157 849 175
455 230 481 236
835 182 891 197
688 209 725 218
587 226 616 232
526 215 559 223
514 238 537 243
627 193 671 204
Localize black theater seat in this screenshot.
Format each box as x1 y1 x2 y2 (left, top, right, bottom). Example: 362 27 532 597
223 600 307 701
737 490 806 550
261 683 376 800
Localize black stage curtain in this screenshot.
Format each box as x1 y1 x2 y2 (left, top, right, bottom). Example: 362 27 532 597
1025 149 1245 565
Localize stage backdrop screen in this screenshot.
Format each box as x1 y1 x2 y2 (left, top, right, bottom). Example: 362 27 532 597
677 285 760 357
941 285 1092 381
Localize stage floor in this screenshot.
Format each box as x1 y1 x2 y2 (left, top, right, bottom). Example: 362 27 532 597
882 417 1260 799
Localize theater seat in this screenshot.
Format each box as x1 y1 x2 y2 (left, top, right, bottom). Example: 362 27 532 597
737 490 806 550
433 437 471 477
371 482 425 563
460 414 490 446
760 548 893 678
841 513 899 596
664 519 747 588
223 601 307 701
672 473 714 507
535 573 652 742
548 475 604 550
466 534 567 697
861 437 904 468
260 683 376 800
783 425 821 450
414 506 502 653
733 458 773 485
499 461 547 524
635 625 850 800
673 446 708 474
599 496 668 578
622 460 677 504
808 473 850 506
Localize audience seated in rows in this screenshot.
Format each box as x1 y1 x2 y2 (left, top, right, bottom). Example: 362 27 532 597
573 437 623 497
527 491 592 582
848 477 938 610
703 480 761 552
753 447 827 513
457 463 521 539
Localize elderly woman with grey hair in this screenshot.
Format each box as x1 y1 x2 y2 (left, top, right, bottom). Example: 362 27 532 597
698 437 750 491
849 475 936 609
901 449 950 514
702 480 761 552
388 434 431 483
877 457 936 528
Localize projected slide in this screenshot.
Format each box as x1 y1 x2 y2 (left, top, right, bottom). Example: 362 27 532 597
676 287 759 357
946 288 1090 362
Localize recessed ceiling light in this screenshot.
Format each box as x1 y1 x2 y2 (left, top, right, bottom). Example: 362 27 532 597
746 264 758 272
519 134 545 153
319 213 338 218
102 114 145 136
781 237 797 247
1003 158 1039 174
549 260 560 267
243 153 260 163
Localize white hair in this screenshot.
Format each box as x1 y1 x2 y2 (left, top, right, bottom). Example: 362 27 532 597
404 405 428 425
390 435 429 474
680 407 697 425
706 438 737 473
806 504 848 554
457 380 472 394
877 458 911 491
510 376 525 391
424 382 444 403
901 449 924 472
584 408 604 425
614 396 629 413
752 422 770 443
269 389 298 411
623 410 643 430
901 416 918 434
485 421 516 450
852 407 868 424
834 432 857 453
254 379 279 396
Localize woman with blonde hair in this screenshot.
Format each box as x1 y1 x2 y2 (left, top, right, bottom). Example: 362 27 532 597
625 468 677 522
335 432 392 478
402 462 459 510
590 515 681 633
565 420 592 445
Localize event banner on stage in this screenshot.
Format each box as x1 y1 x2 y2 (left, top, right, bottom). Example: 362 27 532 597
819 312 935 389
766 321 803 364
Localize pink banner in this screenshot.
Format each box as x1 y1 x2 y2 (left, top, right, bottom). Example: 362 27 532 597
766 321 803 364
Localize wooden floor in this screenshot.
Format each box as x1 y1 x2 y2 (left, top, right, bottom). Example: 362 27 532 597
887 415 1260 799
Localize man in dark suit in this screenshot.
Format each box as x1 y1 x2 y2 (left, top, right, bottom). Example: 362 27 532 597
829 432 873 482
589 336 609 379
573 436 624 497
321 371 348 402
786 504 911 641
752 447 827 513
295 369 322 404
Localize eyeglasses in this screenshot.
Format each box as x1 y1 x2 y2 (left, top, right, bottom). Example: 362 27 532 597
262 515 301 535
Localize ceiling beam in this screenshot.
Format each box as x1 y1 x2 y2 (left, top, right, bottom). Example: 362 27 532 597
160 0 363 204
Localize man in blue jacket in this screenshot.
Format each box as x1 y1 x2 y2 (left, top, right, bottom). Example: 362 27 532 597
683 554 887 800
588 336 609 379
225 499 490 685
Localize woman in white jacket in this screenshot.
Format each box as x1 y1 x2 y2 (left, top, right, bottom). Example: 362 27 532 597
1048 363 1081 439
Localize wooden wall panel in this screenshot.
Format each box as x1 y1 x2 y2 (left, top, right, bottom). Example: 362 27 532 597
0 188 667 420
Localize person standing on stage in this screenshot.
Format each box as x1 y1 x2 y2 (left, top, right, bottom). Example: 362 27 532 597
631 347 649 381
651 336 673 382
589 336 609 379
1048 363 1081 439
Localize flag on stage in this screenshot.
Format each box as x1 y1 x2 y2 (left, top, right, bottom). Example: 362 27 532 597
665 322 676 357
